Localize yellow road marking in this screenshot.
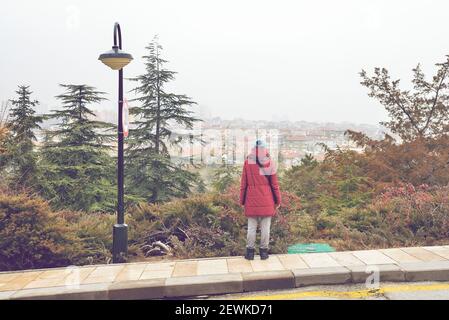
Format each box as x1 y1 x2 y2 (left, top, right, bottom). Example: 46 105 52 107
382 283 449 293
238 283 449 300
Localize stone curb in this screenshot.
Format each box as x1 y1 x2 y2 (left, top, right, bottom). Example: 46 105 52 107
293 267 351 287
6 261 449 299
164 273 243 298
348 264 405 283
108 279 166 300
400 261 449 282
10 283 110 300
242 270 295 292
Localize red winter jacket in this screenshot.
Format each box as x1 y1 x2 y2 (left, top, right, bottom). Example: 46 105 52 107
239 147 281 217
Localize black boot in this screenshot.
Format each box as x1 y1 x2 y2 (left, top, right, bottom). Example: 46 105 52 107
245 248 255 260
260 248 269 260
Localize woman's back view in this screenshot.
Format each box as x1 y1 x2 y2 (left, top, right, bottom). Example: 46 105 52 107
239 140 281 260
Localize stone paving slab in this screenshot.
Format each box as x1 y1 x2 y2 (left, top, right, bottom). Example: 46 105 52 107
65 267 97 286
250 256 285 272
422 246 449 260
171 261 197 277
82 265 124 284
352 250 396 265
0 274 21 292
1 245 449 299
197 259 228 275
300 253 341 268
139 262 175 280
140 270 172 280
35 269 69 280
277 254 309 269
24 277 71 290
227 258 253 273
115 264 147 282
401 247 447 262
329 252 366 267
0 273 20 283
380 248 422 263
0 271 43 291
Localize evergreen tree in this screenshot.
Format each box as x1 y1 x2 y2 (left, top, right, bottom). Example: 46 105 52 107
0 86 43 187
39 84 116 212
300 153 318 168
211 164 240 193
127 37 202 203
0 102 10 167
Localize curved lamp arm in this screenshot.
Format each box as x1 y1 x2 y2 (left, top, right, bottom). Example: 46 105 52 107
113 22 122 50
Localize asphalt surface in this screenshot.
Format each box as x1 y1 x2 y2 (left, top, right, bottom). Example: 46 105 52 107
196 281 449 300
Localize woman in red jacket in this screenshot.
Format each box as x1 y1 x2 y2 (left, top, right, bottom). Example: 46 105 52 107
239 140 281 260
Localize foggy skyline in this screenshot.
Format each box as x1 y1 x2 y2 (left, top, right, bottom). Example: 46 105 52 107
2 0 449 125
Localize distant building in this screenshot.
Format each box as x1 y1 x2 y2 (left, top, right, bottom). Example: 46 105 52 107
35 114 385 168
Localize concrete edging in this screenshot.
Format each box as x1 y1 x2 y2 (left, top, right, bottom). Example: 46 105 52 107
109 279 166 300
400 261 449 282
293 267 352 287
6 260 449 299
242 270 295 292
164 273 243 298
348 264 405 283
11 283 110 300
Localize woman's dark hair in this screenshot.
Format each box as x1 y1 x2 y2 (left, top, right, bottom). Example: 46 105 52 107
255 147 271 170
256 147 270 168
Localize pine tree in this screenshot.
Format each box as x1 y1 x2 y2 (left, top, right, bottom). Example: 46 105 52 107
39 84 116 212
1 86 43 187
300 153 318 168
127 37 202 203
0 102 11 167
211 164 240 193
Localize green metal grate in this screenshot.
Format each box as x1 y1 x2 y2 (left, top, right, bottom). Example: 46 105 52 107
287 243 335 254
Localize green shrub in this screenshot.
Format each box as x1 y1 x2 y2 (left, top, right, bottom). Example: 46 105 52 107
0 187 120 271
0 188 77 271
127 186 301 259
318 184 449 250
3 180 448 271
59 210 115 265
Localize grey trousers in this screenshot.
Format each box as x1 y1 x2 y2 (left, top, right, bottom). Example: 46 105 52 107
247 216 272 249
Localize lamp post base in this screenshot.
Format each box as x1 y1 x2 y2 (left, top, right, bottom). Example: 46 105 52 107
112 223 128 263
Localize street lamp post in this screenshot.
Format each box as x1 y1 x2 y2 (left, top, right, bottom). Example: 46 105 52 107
99 22 133 263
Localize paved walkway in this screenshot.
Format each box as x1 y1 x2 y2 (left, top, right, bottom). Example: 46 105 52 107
1 245 449 299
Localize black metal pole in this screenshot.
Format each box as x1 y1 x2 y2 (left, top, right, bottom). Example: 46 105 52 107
112 22 128 263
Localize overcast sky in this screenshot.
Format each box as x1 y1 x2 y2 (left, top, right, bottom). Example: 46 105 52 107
1 0 449 124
